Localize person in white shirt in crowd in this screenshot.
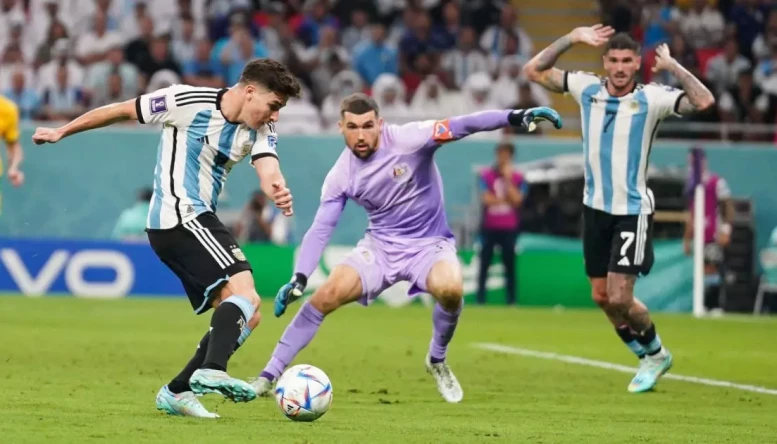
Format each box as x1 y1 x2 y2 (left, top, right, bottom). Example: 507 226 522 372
296 25 350 101
409 74 454 120
3 17 36 64
754 39 777 95
172 14 198 66
36 39 85 96
0 0 26 50
677 0 725 49
480 4 533 61
705 39 751 95
275 83 324 135
76 10 125 65
120 0 153 42
33 19 70 69
320 69 363 130
370 72 412 124
341 8 372 53
452 71 499 115
492 57 551 109
29 0 75 55
40 63 86 121
75 0 120 38
752 9 777 62
85 38 139 100
0 44 36 93
441 25 490 90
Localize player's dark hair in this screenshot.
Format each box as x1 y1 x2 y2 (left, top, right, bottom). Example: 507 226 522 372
339 93 380 117
604 32 641 54
496 142 515 156
239 58 301 99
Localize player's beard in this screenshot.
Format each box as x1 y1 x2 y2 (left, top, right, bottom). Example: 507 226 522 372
351 141 376 159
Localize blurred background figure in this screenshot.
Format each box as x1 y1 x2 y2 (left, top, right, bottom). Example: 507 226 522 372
233 190 290 245
112 187 153 242
476 142 527 306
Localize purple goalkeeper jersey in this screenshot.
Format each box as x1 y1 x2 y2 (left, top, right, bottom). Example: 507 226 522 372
295 110 514 277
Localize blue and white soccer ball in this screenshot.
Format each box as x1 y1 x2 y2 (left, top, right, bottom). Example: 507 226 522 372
274 364 333 422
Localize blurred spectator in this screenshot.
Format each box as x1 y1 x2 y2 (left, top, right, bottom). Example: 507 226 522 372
172 14 198 65
138 36 182 81
125 15 154 71
29 0 72 54
341 8 371 53
297 0 339 47
729 0 765 60
234 190 276 243
409 74 452 119
476 141 527 306
371 73 411 123
120 0 152 42
754 40 777 94
607 0 635 34
433 0 462 51
452 71 498 115
147 69 182 93
402 52 440 97
479 5 532 61
112 187 152 241
33 20 70 69
38 39 85 95
0 44 34 92
706 39 752 94
76 0 120 35
493 58 551 109
399 11 446 74
641 0 679 49
258 1 286 60
678 0 725 49
279 95 324 134
4 16 36 63
388 7 418 48
491 29 530 72
298 25 349 101
441 25 490 90
718 69 774 135
76 11 125 65
353 23 398 86
0 0 24 50
40 64 85 121
85 40 139 101
212 14 268 85
321 70 364 128
3 68 41 120
90 67 134 107
182 39 224 88
753 9 777 62
171 0 207 41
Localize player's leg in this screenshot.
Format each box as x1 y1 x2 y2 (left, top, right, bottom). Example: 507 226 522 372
583 207 646 362
476 230 497 304
252 264 365 395
606 214 671 393
409 240 464 403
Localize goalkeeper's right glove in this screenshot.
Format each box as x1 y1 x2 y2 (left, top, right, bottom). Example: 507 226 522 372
274 273 307 317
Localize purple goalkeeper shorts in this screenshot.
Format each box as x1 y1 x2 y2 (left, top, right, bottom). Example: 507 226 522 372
340 235 459 305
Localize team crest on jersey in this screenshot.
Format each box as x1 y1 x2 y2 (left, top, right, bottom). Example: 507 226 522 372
390 162 412 184
149 96 167 114
267 135 278 150
358 248 374 264
242 142 252 155
231 246 246 261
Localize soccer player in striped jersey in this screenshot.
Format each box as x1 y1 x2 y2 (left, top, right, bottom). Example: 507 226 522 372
32 59 302 417
524 27 715 393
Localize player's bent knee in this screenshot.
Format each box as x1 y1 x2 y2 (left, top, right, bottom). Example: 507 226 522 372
590 278 609 308
247 309 262 330
309 284 340 315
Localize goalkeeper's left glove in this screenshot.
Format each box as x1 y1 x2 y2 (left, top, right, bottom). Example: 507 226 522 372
508 107 563 132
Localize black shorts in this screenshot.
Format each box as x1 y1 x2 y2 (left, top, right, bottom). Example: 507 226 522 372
582 206 654 278
147 212 252 314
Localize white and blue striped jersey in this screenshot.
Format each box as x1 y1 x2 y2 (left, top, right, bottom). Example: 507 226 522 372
136 85 279 229
564 71 686 215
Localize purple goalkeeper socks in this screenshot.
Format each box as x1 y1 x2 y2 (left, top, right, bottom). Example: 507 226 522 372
262 302 325 380
429 302 462 363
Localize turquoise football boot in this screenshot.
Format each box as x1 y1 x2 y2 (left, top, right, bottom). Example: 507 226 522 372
189 369 257 402
628 349 673 393
155 385 219 418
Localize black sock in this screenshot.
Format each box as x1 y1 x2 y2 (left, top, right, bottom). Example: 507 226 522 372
202 302 247 372
168 331 210 394
615 324 646 359
635 323 662 356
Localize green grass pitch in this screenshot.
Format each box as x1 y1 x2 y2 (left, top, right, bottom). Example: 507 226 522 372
1 296 776 443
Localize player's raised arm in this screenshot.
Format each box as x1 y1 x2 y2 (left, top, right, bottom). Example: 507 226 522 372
651 43 715 114
523 24 614 93
273 160 349 317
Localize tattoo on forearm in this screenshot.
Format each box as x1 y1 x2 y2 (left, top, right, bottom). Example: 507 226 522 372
535 35 573 71
669 62 713 114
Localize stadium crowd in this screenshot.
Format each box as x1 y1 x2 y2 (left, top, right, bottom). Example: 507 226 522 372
0 0 776 140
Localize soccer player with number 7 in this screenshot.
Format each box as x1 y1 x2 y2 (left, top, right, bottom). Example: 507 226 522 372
523 25 715 392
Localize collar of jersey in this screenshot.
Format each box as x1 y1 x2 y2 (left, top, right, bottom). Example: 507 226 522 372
216 88 240 124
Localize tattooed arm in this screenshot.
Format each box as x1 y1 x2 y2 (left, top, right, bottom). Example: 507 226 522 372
653 43 715 114
523 25 614 93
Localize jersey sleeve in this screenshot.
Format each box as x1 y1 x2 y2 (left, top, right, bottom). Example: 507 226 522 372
563 71 601 103
645 83 686 119
391 110 513 155
250 122 279 163
716 177 732 200
135 85 190 125
1 101 20 144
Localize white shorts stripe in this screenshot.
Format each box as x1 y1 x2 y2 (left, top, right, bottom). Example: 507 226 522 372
634 214 646 266
191 219 235 266
182 221 233 269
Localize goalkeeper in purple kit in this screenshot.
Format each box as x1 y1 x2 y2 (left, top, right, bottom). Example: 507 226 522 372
250 93 562 402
